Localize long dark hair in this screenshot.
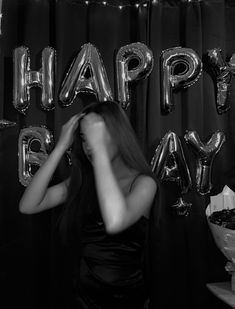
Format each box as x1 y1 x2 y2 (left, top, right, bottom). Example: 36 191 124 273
59 100 155 246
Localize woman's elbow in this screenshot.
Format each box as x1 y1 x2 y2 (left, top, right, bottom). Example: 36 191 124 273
19 203 29 214
19 200 35 214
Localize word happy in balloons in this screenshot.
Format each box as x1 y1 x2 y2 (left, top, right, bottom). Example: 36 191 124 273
12 43 235 114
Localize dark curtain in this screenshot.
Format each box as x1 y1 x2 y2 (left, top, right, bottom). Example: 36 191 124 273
0 0 234 308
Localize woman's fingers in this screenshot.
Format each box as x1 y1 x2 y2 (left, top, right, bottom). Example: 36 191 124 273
66 112 84 130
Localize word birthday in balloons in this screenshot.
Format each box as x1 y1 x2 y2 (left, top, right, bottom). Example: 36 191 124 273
18 125 225 200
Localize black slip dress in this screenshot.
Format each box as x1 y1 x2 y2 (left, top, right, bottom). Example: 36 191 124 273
72 175 149 309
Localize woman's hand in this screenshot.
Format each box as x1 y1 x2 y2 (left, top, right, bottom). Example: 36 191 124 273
81 113 109 154
57 113 84 151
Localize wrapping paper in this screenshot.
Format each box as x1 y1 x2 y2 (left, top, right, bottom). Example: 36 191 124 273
206 186 235 264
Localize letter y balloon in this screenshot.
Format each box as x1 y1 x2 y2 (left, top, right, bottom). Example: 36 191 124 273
184 130 226 195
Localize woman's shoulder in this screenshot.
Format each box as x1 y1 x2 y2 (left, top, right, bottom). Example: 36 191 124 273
129 173 157 193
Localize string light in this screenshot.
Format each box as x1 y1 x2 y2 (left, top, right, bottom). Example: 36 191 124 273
68 0 204 7
75 1 155 9
64 0 203 9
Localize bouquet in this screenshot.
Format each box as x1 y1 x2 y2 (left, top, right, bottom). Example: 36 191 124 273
206 185 235 291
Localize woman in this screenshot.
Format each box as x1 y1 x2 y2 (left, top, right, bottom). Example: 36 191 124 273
19 100 157 309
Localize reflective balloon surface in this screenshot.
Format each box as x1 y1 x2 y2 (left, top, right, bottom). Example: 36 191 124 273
151 131 192 194
206 48 235 114
0 119 16 130
59 43 113 106
18 126 54 186
116 42 154 109
13 46 55 114
184 130 225 195
160 47 202 113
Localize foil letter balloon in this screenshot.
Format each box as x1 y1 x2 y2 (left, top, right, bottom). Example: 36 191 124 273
151 131 192 194
18 126 54 186
160 47 202 113
116 42 154 109
13 46 55 114
0 119 16 130
184 130 226 195
171 197 192 217
59 43 113 106
206 48 235 114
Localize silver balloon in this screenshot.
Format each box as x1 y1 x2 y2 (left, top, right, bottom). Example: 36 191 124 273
41 47 56 110
160 47 202 113
13 46 55 114
0 119 16 130
184 130 226 195
171 197 192 217
206 48 235 114
151 131 192 194
59 43 113 107
116 42 154 109
18 126 54 186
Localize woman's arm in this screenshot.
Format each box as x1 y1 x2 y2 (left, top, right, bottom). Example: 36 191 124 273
93 149 157 234
19 147 69 214
19 114 80 214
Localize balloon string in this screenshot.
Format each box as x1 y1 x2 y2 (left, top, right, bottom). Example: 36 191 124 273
86 2 91 42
